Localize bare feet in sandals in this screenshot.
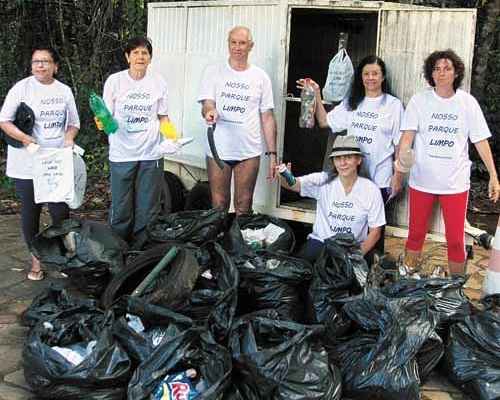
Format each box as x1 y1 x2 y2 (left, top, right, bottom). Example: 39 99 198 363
27 255 44 281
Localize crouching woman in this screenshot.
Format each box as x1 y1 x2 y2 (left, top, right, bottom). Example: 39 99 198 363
278 135 386 264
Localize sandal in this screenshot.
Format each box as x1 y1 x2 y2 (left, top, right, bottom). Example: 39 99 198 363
27 270 45 281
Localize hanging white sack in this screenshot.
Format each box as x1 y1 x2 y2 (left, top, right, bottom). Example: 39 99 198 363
323 48 354 103
67 146 87 209
33 147 75 205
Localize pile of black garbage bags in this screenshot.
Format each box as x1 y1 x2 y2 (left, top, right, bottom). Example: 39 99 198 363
21 209 500 399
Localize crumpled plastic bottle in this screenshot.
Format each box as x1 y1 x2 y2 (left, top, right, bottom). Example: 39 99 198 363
299 78 316 129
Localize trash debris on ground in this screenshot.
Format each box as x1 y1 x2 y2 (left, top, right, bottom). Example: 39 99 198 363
18 210 493 400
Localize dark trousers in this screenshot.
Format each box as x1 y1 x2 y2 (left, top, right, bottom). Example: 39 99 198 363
109 159 162 242
298 238 375 266
14 178 69 250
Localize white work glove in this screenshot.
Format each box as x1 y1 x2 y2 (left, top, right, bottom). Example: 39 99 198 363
157 139 182 155
394 148 415 173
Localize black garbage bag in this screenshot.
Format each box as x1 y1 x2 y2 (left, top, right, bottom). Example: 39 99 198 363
229 311 342 400
21 285 100 327
443 294 500 400
23 312 132 399
382 276 471 341
128 328 231 399
185 241 239 342
382 276 471 322
0 102 35 148
236 251 312 321
148 208 226 245
223 213 295 254
32 219 128 297
416 330 444 382
333 289 440 400
308 234 368 335
111 296 193 365
101 242 199 309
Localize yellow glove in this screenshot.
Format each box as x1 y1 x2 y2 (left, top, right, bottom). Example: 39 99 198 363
94 117 104 131
160 120 179 140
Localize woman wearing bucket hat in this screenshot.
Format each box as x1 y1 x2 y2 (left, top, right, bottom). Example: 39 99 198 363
395 49 499 277
278 135 385 263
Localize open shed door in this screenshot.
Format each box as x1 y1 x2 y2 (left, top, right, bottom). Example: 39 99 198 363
378 8 477 234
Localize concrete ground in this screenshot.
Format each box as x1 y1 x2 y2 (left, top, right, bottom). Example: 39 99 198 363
0 214 490 399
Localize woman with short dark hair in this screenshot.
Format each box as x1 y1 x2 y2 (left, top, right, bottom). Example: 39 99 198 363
97 36 179 244
0 45 80 280
395 49 499 276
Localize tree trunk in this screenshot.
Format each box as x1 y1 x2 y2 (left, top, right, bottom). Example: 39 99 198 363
471 0 500 103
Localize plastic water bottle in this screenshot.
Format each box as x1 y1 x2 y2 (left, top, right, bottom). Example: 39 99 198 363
278 164 296 186
89 92 118 134
299 78 316 129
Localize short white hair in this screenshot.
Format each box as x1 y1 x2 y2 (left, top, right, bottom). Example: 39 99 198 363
228 26 253 43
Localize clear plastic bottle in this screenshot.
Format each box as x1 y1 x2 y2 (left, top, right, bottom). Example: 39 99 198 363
299 78 316 129
89 92 118 134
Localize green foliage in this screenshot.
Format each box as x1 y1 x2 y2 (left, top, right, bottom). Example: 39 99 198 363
0 0 151 176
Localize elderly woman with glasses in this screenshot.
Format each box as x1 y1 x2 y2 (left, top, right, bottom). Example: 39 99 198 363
0 45 80 280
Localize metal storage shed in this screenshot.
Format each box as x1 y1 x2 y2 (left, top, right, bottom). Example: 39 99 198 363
147 0 476 236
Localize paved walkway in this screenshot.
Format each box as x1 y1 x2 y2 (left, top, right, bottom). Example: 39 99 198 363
0 214 69 400
0 214 490 399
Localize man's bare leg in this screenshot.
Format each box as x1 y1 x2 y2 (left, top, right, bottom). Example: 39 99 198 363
233 156 260 215
207 156 232 211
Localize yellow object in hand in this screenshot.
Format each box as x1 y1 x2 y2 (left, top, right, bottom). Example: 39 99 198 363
160 120 178 140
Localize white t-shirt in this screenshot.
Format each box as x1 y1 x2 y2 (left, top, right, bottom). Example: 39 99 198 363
103 69 168 162
197 62 274 160
326 94 403 188
401 88 491 194
300 173 386 243
0 76 80 179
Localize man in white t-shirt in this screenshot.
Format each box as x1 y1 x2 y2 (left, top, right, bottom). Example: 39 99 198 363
198 26 277 215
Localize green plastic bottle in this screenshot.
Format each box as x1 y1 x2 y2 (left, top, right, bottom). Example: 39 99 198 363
89 92 118 134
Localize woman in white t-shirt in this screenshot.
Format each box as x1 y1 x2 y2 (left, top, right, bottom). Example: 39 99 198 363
96 37 180 244
298 55 403 252
0 46 80 280
394 49 499 276
278 135 385 264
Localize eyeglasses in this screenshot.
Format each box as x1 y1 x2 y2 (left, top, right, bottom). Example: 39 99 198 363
31 60 53 66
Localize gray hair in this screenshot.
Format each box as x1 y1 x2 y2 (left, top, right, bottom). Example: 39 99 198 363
228 26 253 43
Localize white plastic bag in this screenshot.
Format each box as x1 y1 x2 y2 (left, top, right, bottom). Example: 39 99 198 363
32 146 87 208
323 48 354 103
33 147 75 205
67 152 87 209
